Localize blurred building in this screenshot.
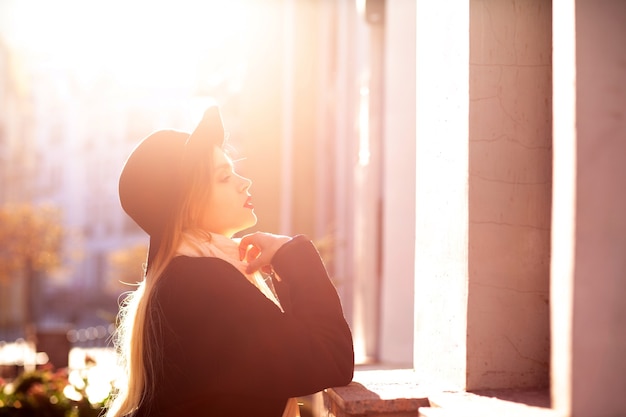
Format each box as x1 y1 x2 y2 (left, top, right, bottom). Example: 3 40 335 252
0 39 33 340
0 44 204 337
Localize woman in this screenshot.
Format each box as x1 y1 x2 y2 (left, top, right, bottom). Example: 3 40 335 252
107 106 354 417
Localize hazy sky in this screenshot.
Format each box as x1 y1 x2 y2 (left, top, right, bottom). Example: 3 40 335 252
0 0 251 90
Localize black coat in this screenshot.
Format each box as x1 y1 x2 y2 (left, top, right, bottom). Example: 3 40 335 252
133 235 354 417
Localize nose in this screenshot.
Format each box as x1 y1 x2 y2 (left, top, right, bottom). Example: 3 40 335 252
239 175 252 192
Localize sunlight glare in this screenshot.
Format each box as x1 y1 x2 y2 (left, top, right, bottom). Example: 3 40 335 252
3 0 250 91
63 384 83 402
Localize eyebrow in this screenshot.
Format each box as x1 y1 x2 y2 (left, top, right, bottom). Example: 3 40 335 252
215 162 233 172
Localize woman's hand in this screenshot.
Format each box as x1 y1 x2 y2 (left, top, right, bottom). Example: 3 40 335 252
238 232 292 274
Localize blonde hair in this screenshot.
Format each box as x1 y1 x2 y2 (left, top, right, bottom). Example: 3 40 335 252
106 146 218 417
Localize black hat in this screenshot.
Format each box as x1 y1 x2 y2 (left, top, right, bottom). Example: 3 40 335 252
118 106 225 267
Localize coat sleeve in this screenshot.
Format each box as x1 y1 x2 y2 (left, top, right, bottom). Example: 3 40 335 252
154 235 354 400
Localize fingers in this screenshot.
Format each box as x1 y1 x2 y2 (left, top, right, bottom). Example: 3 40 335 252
238 232 292 274
238 232 264 261
240 243 269 275
245 245 261 264
238 233 257 261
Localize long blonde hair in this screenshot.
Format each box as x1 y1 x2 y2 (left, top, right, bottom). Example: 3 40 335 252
106 146 217 417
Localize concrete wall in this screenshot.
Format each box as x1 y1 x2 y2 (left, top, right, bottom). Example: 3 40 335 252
467 0 552 389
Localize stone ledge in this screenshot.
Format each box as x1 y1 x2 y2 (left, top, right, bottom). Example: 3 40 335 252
319 369 564 417
322 369 430 417
421 390 564 417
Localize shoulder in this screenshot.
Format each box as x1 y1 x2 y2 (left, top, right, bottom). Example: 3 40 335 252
151 256 282 321
166 255 237 275
155 256 245 294
151 257 240 316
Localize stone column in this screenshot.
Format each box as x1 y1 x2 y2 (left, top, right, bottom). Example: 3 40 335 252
551 1 626 415
380 0 417 367
413 0 470 389
466 0 553 390
414 0 553 391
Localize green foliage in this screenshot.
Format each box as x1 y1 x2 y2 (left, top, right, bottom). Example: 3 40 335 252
0 203 65 335
0 204 64 283
0 366 106 417
105 244 148 295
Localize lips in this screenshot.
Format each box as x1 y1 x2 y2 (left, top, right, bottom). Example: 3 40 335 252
244 196 254 209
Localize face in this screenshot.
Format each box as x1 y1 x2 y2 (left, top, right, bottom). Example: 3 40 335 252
200 147 257 237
